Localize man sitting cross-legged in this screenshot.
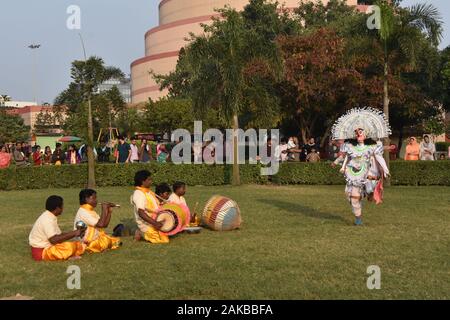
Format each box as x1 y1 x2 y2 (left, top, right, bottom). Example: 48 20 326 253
74 189 121 254
29 196 86 261
132 170 169 244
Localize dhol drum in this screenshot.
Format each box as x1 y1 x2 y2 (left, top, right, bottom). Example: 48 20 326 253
202 195 241 231
155 203 190 236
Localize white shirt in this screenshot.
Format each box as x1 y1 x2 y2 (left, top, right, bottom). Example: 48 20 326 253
168 193 187 206
74 206 100 242
29 211 61 248
73 206 100 229
131 189 158 233
130 144 139 161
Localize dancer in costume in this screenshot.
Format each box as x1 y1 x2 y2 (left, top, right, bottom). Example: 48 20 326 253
29 196 86 261
331 108 391 226
74 189 121 253
131 170 169 243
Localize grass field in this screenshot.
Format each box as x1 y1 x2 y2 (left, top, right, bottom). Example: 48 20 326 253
1 185 449 300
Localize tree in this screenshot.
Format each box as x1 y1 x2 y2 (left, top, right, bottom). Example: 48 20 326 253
55 57 125 188
154 0 298 184
34 109 57 133
277 28 377 145
374 0 443 167
115 108 143 138
0 111 30 144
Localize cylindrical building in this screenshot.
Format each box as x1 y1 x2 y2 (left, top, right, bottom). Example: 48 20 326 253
130 0 362 104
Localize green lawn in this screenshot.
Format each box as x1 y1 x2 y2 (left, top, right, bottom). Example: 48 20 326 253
1 185 449 300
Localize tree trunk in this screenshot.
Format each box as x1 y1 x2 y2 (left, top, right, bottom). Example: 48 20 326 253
87 97 96 188
397 124 404 159
383 57 391 186
232 113 240 186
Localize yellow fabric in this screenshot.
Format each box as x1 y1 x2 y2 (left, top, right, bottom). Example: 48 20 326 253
135 187 169 244
79 204 121 253
143 227 169 244
85 230 121 253
42 241 85 261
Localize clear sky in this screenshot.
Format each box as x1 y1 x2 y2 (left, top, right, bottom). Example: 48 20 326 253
0 0 448 104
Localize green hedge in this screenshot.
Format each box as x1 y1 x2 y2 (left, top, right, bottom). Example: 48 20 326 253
436 142 450 152
0 161 449 190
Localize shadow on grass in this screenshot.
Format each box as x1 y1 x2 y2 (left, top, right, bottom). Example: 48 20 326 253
257 198 348 223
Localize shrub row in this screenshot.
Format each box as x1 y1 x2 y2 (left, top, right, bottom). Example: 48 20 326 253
0 161 449 190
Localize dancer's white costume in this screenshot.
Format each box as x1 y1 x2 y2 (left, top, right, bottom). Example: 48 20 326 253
332 108 391 224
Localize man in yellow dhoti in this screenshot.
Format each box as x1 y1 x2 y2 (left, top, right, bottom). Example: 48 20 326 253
132 170 169 244
29 196 86 261
74 189 121 253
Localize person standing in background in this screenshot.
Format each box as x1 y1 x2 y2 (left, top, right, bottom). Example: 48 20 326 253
33 145 43 166
14 142 28 167
0 145 12 169
66 145 81 165
306 148 321 163
116 136 131 164
130 138 140 163
43 146 52 165
51 143 66 165
405 137 420 161
419 135 436 161
97 141 111 163
139 139 152 163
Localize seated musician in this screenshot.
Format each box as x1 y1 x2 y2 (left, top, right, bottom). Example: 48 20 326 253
168 181 188 206
155 183 172 205
29 196 86 261
74 189 121 253
132 170 169 244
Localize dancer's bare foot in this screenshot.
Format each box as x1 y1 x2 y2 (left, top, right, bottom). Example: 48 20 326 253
69 256 82 261
134 230 142 241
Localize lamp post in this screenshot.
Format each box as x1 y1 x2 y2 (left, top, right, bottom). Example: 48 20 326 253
28 44 41 104
78 34 96 188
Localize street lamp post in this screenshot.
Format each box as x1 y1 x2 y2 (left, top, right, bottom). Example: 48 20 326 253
78 34 96 188
28 44 41 104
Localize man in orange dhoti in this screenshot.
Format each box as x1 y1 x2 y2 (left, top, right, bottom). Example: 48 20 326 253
131 170 169 244
29 196 86 261
74 189 121 253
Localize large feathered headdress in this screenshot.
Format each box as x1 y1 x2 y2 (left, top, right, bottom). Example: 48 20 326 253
331 107 391 140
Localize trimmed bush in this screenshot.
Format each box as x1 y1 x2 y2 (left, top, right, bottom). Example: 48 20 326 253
0 161 449 190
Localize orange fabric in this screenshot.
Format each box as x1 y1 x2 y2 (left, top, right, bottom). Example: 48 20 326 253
80 204 95 211
85 231 121 253
136 187 169 244
42 242 85 261
0 152 11 169
80 204 121 253
405 139 420 161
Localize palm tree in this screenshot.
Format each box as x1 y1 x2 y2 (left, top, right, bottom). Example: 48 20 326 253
376 0 443 170
56 56 124 188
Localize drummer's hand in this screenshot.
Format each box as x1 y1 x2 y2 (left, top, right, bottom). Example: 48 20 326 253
153 220 164 231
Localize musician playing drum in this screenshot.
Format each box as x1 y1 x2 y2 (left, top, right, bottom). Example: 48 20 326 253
131 170 169 244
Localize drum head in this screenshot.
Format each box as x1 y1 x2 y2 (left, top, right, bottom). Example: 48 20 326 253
157 211 177 233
